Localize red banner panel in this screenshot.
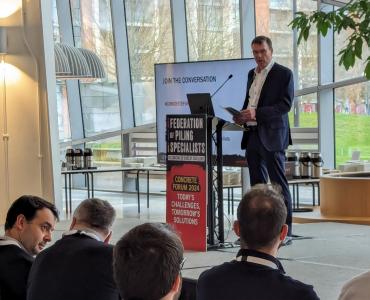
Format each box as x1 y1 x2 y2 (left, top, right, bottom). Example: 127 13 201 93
166 115 207 251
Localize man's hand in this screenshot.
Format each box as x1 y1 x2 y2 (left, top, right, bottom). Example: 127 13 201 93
233 108 256 125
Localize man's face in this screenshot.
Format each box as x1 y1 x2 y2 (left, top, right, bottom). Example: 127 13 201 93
252 41 273 71
19 208 56 255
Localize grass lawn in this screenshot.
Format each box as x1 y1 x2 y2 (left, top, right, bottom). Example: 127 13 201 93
289 112 370 165
336 113 370 165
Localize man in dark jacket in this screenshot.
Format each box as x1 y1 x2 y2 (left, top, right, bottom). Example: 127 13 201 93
197 185 320 300
234 35 294 241
27 198 120 300
0 195 59 300
113 223 184 300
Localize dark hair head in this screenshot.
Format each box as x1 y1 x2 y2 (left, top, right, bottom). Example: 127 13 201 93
73 198 116 232
5 195 59 230
251 35 273 51
237 184 287 249
113 223 184 300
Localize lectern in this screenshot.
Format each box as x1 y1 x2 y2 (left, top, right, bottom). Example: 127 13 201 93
166 94 244 250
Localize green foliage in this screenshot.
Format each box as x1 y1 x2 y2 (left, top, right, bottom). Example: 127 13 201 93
290 0 370 79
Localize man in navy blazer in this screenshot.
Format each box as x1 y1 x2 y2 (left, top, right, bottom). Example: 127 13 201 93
0 195 58 300
234 35 294 241
27 198 120 300
197 185 319 300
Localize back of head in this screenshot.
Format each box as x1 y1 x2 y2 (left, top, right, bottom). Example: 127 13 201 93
113 223 184 300
5 195 59 231
237 185 287 249
73 198 116 233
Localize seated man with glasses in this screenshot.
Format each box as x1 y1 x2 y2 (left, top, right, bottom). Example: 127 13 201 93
27 198 120 300
113 223 186 300
197 185 319 300
0 195 59 300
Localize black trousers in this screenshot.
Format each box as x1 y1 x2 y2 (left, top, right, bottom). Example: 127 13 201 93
246 131 292 235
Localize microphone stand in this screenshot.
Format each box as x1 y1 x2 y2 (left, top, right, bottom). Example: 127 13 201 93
211 74 233 98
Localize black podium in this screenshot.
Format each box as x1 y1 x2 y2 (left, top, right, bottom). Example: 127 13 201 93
206 116 245 246
187 93 245 247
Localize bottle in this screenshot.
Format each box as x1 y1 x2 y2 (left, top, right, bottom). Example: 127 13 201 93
311 152 323 178
74 148 84 169
286 151 300 179
65 148 75 170
299 152 311 178
84 148 93 169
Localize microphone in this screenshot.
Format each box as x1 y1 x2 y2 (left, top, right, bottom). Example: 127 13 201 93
211 74 233 98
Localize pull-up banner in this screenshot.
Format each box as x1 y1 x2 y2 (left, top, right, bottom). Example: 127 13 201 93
166 114 207 251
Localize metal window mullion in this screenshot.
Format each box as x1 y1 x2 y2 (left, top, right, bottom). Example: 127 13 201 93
171 0 189 62
240 0 255 59
111 0 135 131
318 1 335 168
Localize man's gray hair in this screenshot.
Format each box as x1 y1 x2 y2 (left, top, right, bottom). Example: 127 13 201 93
73 198 116 231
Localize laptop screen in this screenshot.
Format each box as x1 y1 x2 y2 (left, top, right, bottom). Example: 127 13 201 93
186 93 214 116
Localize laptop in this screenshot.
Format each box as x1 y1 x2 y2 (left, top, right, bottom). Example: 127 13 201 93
186 93 215 116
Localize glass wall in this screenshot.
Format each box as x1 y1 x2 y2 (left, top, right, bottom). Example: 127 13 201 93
255 0 293 71
255 0 317 89
290 93 318 127
53 0 370 178
53 0 71 141
296 0 317 89
56 84 71 141
186 0 241 61
86 136 123 190
335 27 369 81
52 0 61 43
335 82 370 165
71 0 121 136
124 0 174 126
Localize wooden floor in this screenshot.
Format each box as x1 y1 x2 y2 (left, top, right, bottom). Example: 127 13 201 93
294 206 370 225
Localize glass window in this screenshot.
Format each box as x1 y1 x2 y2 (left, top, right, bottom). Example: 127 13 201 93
71 0 121 137
53 0 71 141
256 1 317 88
335 26 369 81
86 136 123 191
290 93 318 128
296 0 317 89
125 0 174 126
335 82 370 165
256 1 293 71
52 0 61 43
288 93 318 151
186 0 241 61
56 83 71 141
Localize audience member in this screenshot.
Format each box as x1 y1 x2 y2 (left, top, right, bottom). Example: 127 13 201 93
197 184 320 300
0 195 59 300
27 198 119 300
113 222 184 300
338 271 370 300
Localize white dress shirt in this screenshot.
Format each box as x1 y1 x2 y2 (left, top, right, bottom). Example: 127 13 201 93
246 59 275 126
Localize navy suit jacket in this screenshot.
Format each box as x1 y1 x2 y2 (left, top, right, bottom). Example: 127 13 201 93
197 249 319 300
0 245 33 300
241 63 294 152
27 233 120 300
